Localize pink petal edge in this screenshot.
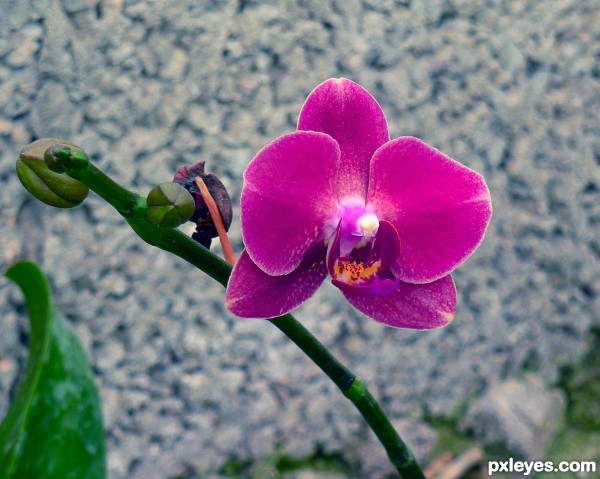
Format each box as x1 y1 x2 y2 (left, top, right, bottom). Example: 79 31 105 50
343 275 457 330
241 131 340 276
226 248 328 319
367 137 492 283
298 78 390 201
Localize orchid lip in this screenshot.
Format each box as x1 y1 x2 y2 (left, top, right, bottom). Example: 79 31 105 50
326 216 401 298
332 276 401 297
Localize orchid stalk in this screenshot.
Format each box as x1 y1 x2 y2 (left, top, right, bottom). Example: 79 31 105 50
34 140 426 478
15 78 491 478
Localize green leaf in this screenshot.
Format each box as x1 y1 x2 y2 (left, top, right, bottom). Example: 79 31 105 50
0 261 106 479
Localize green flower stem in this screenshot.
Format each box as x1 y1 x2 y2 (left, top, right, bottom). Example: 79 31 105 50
270 316 425 477
65 162 140 217
66 162 231 285
59 156 425 479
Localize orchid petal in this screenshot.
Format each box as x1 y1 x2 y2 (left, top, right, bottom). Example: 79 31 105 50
367 137 492 283
298 78 390 200
226 248 328 319
241 131 340 276
343 275 457 329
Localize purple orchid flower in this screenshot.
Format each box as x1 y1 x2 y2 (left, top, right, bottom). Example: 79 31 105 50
225 78 492 329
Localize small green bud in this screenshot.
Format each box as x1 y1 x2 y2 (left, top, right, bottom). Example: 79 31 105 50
17 138 89 208
44 143 90 172
146 182 195 228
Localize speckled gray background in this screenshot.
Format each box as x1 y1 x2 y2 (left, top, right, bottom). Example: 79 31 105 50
1 1 599 478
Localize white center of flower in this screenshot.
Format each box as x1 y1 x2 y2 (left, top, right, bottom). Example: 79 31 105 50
358 213 379 236
355 213 379 248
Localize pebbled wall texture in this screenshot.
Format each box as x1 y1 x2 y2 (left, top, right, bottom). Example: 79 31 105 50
1 1 599 478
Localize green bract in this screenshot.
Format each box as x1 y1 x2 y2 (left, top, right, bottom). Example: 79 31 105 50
17 138 89 208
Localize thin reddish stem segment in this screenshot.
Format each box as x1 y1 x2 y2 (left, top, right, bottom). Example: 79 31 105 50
194 176 236 265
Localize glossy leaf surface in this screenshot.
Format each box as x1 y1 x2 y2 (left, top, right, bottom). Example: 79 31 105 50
0 261 106 479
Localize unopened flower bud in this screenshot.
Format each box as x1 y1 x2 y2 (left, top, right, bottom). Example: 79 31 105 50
173 161 233 248
44 142 90 173
17 138 89 208
146 182 195 228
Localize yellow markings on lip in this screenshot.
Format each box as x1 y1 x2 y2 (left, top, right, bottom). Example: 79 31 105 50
334 259 382 284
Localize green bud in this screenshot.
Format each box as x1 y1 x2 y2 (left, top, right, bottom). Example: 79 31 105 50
17 138 89 208
146 182 195 228
44 143 90 173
